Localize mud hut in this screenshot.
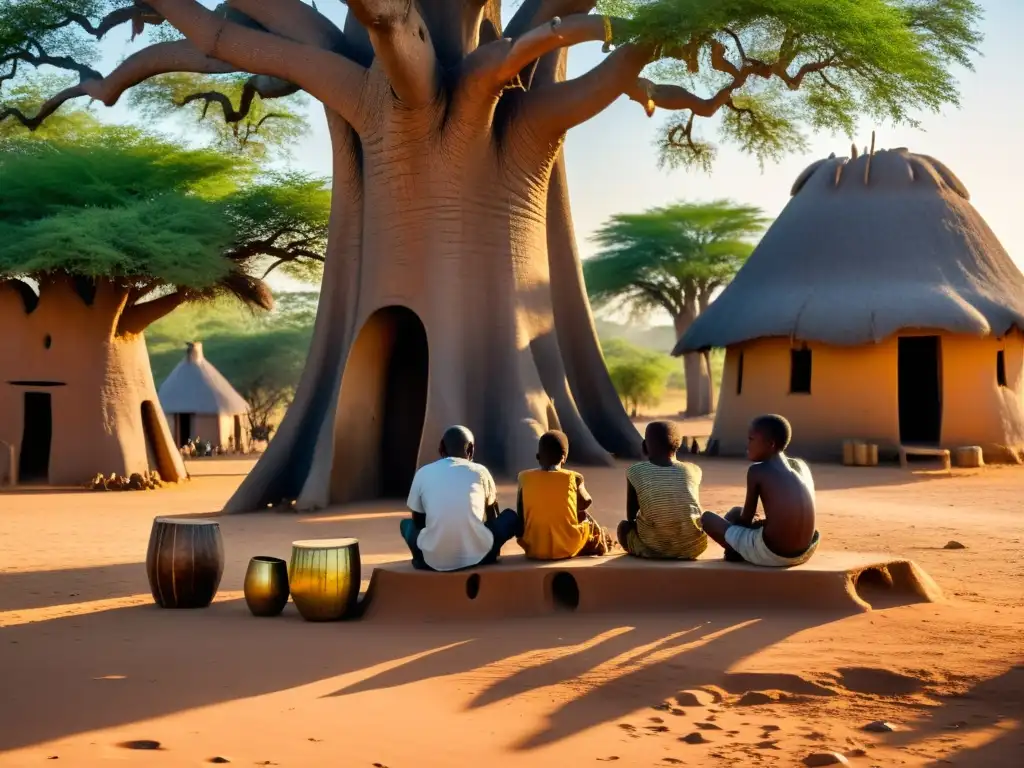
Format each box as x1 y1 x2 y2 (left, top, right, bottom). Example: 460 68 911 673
675 148 1024 462
0 277 185 485
158 342 250 453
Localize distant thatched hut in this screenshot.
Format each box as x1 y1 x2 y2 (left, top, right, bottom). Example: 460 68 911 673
158 342 250 452
675 148 1024 462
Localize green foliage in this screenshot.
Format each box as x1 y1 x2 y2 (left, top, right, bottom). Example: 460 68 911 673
1 195 238 284
0 75 100 143
0 3 305 158
601 338 675 415
585 200 767 320
598 0 982 169
224 173 331 282
127 73 310 159
0 127 329 309
0 129 243 222
148 293 317 426
0 1 111 68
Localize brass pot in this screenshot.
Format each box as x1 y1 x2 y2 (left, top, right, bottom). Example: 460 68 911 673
244 556 290 617
289 538 361 621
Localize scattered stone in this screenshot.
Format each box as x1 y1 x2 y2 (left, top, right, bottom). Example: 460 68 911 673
847 748 868 757
762 725 781 732
737 691 776 706
943 541 966 550
675 690 714 707
863 721 897 733
47 757 58 761
117 740 162 750
617 723 637 732
649 716 665 724
663 759 684 765
670 708 686 716
208 759 230 764
652 702 672 711
646 725 670 733
307 738 322 742
802 752 850 767
680 733 708 745
695 722 722 731
756 740 781 750
596 758 620 762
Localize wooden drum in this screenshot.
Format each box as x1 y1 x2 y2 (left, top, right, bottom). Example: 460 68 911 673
146 517 224 609
289 538 361 621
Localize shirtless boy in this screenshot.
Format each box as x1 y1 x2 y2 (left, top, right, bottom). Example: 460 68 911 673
700 414 820 567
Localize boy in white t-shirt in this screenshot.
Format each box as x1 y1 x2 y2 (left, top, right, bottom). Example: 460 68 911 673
399 426 519 571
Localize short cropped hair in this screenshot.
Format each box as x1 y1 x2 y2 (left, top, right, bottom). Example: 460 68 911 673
751 414 792 450
645 420 683 456
441 425 475 458
538 430 569 464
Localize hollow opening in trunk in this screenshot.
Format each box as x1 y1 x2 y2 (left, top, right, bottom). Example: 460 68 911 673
331 306 429 504
141 400 176 481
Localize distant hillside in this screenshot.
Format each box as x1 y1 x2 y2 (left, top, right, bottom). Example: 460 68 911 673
594 318 678 354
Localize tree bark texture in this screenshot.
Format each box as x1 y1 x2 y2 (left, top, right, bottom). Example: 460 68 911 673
673 311 713 418
0 276 187 485
217 0 645 511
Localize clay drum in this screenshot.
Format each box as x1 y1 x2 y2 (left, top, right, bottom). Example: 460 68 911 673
289 538 361 621
146 517 224 608
244 556 290 617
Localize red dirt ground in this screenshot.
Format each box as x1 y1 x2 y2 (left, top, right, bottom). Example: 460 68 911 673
1 456 1022 766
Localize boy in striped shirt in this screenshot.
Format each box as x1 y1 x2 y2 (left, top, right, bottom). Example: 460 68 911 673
617 421 708 560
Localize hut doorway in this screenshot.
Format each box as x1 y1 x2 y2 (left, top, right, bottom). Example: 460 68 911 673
898 336 942 445
331 306 429 503
19 391 52 483
177 413 193 446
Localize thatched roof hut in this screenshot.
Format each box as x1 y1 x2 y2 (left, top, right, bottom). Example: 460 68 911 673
675 148 1024 462
158 342 249 450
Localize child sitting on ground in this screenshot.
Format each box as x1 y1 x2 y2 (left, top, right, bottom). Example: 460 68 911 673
700 414 819 567
617 421 707 560
516 431 613 559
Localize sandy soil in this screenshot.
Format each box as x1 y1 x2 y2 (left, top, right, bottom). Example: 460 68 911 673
1 455 1022 767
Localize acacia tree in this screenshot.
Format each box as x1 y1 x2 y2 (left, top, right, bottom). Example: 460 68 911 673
586 200 767 417
0 0 981 509
0 129 329 484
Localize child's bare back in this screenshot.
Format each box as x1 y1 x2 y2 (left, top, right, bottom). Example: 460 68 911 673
700 414 821 567
750 455 816 558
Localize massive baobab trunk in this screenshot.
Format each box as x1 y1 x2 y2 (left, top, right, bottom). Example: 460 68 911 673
215 0 644 511
0 276 186 485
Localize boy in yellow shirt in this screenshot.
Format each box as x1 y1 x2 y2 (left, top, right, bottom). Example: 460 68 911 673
516 431 613 560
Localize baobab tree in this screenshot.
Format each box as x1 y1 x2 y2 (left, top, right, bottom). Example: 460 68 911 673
0 127 329 485
0 0 981 510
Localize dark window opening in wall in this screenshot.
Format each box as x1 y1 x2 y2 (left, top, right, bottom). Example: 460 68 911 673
996 350 1007 387
736 352 745 395
790 348 812 394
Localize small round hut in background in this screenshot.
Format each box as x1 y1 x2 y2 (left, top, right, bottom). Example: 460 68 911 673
158 342 251 454
675 147 1024 463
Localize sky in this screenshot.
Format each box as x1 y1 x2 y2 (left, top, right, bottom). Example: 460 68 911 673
86 1 1023 316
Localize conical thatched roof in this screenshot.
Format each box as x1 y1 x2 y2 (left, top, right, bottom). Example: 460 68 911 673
158 342 249 415
675 148 1024 354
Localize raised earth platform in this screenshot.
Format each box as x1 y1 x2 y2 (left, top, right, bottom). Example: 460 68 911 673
360 552 942 622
